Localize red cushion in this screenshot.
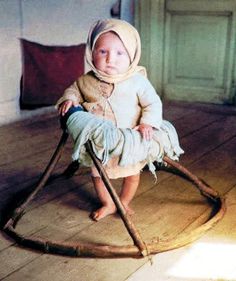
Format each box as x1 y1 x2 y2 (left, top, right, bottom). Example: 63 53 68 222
20 39 85 108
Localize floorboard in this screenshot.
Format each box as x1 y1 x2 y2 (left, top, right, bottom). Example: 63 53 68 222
0 101 235 281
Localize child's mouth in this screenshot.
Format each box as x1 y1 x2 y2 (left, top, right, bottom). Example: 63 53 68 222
107 65 116 69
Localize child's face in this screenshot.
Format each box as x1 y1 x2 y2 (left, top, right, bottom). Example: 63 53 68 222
92 32 130 75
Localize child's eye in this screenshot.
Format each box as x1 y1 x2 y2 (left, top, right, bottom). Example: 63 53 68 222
99 49 107 55
117 51 124 56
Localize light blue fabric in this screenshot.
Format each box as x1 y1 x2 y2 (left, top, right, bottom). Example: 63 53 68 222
66 111 184 173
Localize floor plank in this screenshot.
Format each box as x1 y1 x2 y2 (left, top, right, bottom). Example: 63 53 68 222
127 186 236 281
0 102 236 281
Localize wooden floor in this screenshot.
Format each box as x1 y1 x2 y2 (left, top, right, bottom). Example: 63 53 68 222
0 101 236 281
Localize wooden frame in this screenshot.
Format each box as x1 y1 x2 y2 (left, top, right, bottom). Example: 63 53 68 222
3 131 225 258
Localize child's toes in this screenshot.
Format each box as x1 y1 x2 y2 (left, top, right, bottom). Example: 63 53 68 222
90 206 116 221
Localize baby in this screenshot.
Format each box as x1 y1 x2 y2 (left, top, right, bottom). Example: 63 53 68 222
57 19 176 221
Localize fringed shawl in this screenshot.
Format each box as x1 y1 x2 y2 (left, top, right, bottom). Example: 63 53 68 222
66 111 184 177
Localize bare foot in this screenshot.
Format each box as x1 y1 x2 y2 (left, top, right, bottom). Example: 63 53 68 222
122 202 135 215
90 205 117 221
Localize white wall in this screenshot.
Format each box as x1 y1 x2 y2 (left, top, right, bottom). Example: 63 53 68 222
0 0 120 125
21 0 117 45
0 0 22 125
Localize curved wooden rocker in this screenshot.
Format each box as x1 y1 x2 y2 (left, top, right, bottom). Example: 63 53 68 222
3 131 226 258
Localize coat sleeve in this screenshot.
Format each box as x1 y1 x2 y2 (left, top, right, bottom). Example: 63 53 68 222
137 77 163 129
55 79 84 109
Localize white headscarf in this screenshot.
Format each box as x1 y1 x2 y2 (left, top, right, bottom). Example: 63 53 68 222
85 18 146 83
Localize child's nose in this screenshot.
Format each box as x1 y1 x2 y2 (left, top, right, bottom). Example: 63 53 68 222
106 52 115 63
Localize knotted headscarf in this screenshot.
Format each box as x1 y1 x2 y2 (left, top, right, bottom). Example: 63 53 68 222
85 18 146 83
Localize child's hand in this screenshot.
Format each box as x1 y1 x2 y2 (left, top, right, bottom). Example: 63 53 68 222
135 124 153 141
58 100 74 116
